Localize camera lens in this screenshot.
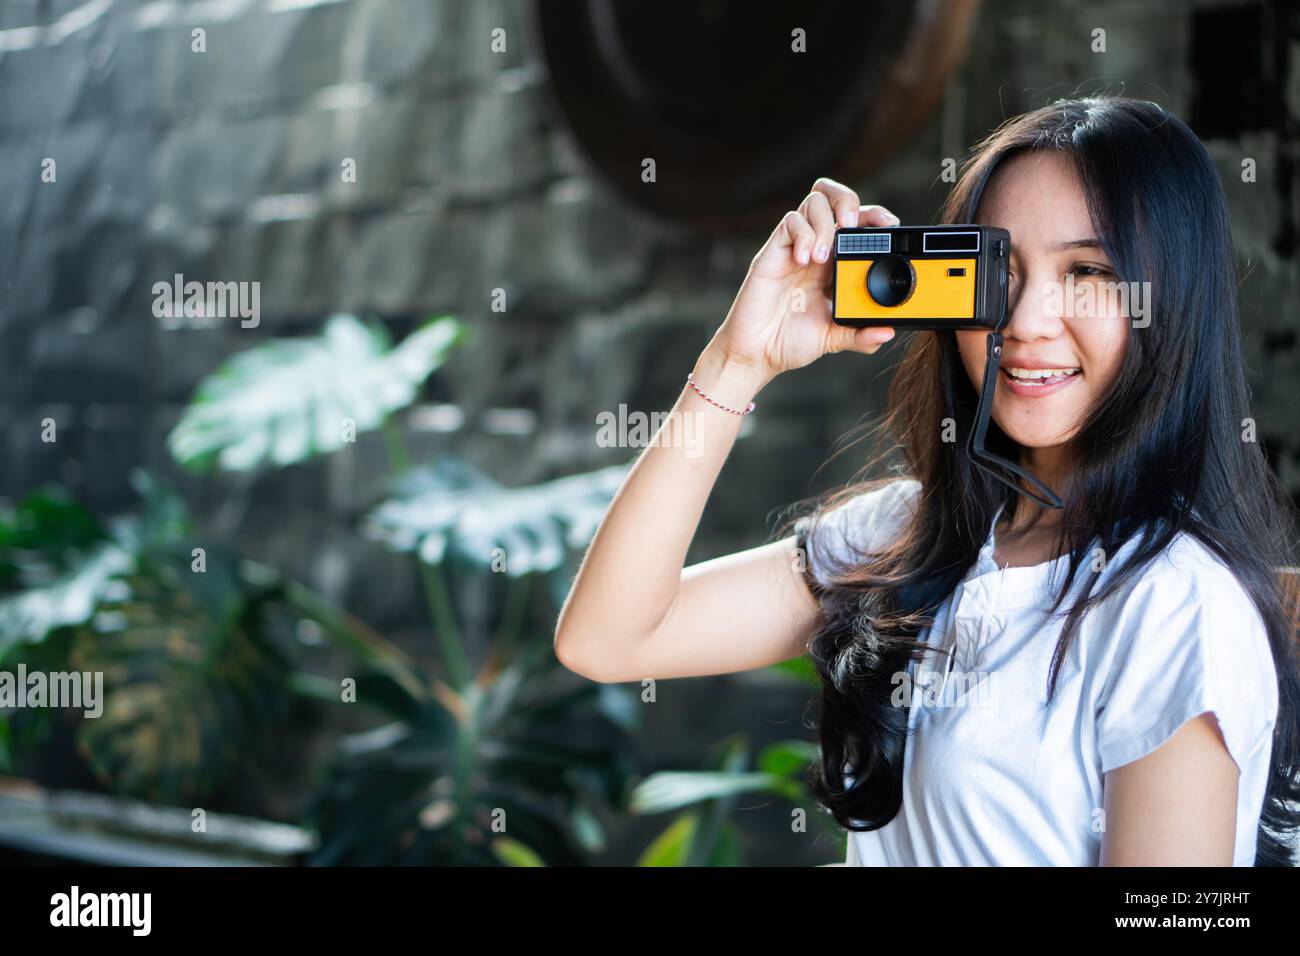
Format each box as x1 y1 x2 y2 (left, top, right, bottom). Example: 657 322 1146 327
866 255 916 307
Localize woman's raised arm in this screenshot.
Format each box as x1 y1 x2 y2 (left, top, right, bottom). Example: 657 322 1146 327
554 180 899 683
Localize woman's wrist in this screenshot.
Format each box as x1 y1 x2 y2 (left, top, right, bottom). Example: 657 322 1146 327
689 342 773 411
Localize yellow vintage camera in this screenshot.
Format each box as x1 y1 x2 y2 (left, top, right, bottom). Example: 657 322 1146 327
830 223 1062 509
832 224 1010 330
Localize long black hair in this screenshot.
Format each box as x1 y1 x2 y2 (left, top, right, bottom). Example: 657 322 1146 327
782 95 1300 865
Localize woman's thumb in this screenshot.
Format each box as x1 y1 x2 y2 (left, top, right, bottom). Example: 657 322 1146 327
832 325 895 355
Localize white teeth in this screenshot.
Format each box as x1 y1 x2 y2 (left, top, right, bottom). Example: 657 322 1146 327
1003 367 1080 380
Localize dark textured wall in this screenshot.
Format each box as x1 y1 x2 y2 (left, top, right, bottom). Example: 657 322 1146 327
1 0 1296 863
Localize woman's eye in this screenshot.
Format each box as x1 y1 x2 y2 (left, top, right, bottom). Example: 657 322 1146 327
1069 263 1114 278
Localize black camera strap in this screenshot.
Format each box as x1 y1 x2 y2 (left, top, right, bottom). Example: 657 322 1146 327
967 331 1065 510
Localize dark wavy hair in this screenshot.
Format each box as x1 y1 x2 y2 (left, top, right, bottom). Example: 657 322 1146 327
780 96 1300 865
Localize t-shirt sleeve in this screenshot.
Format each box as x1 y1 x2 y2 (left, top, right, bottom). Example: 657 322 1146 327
1094 552 1279 776
792 478 920 593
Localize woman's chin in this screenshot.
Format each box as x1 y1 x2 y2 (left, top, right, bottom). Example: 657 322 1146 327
995 426 1073 449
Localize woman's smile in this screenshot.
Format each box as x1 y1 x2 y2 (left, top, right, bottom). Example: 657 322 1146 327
999 363 1082 398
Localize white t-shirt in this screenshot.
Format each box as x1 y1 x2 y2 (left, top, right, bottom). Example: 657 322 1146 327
795 478 1280 866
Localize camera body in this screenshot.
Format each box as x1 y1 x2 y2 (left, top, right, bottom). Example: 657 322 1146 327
831 224 1010 331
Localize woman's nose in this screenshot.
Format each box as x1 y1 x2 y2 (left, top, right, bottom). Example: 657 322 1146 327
1002 272 1066 341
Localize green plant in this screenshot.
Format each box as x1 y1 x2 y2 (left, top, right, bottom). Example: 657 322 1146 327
164 312 639 864
364 458 632 642
629 735 842 866
167 313 464 473
0 472 299 803
300 459 640 865
3 310 829 865
303 638 638 865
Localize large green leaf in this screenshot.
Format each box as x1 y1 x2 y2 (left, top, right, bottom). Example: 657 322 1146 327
757 740 820 777
0 485 109 561
0 471 301 803
637 812 698 867
491 836 546 867
634 738 755 866
167 313 463 473
629 770 785 815
0 541 133 656
69 557 297 802
0 488 132 656
364 459 630 577
629 737 832 865
305 652 637 865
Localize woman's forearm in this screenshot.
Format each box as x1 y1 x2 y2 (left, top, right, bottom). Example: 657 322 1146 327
553 337 772 673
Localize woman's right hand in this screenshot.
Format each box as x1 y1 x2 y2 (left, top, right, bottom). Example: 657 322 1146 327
710 178 901 379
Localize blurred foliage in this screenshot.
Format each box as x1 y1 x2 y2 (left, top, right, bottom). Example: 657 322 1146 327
167 313 463 473
0 485 131 653
0 472 298 802
3 311 830 865
767 654 821 690
630 736 841 866
303 638 639 866
43 313 635 865
365 458 629 609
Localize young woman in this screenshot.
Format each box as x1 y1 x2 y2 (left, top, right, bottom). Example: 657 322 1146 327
554 96 1300 866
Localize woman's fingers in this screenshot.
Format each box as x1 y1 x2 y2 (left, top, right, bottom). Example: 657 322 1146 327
810 177 862 229
752 183 902 286
827 323 896 355
859 204 901 227
781 209 817 266
810 178 901 229
751 208 811 275
799 190 838 264
849 326 896 353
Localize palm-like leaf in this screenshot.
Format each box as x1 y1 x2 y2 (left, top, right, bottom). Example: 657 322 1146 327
0 489 132 655
0 542 132 656
634 737 752 866
0 471 299 803
630 739 817 816
364 459 630 580
629 770 788 814
306 644 638 866
70 553 296 802
631 738 827 866
167 314 463 473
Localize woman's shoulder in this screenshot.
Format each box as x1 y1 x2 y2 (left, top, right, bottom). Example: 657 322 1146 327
1106 530 1269 624
814 476 920 523
1096 530 1275 659
1089 529 1280 774
793 477 921 589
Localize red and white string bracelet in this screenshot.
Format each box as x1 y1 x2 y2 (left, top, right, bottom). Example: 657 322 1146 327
685 372 756 416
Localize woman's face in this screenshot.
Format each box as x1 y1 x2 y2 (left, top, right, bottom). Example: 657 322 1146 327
956 150 1129 450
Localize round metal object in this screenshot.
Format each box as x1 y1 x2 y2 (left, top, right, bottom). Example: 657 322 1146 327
529 0 979 233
